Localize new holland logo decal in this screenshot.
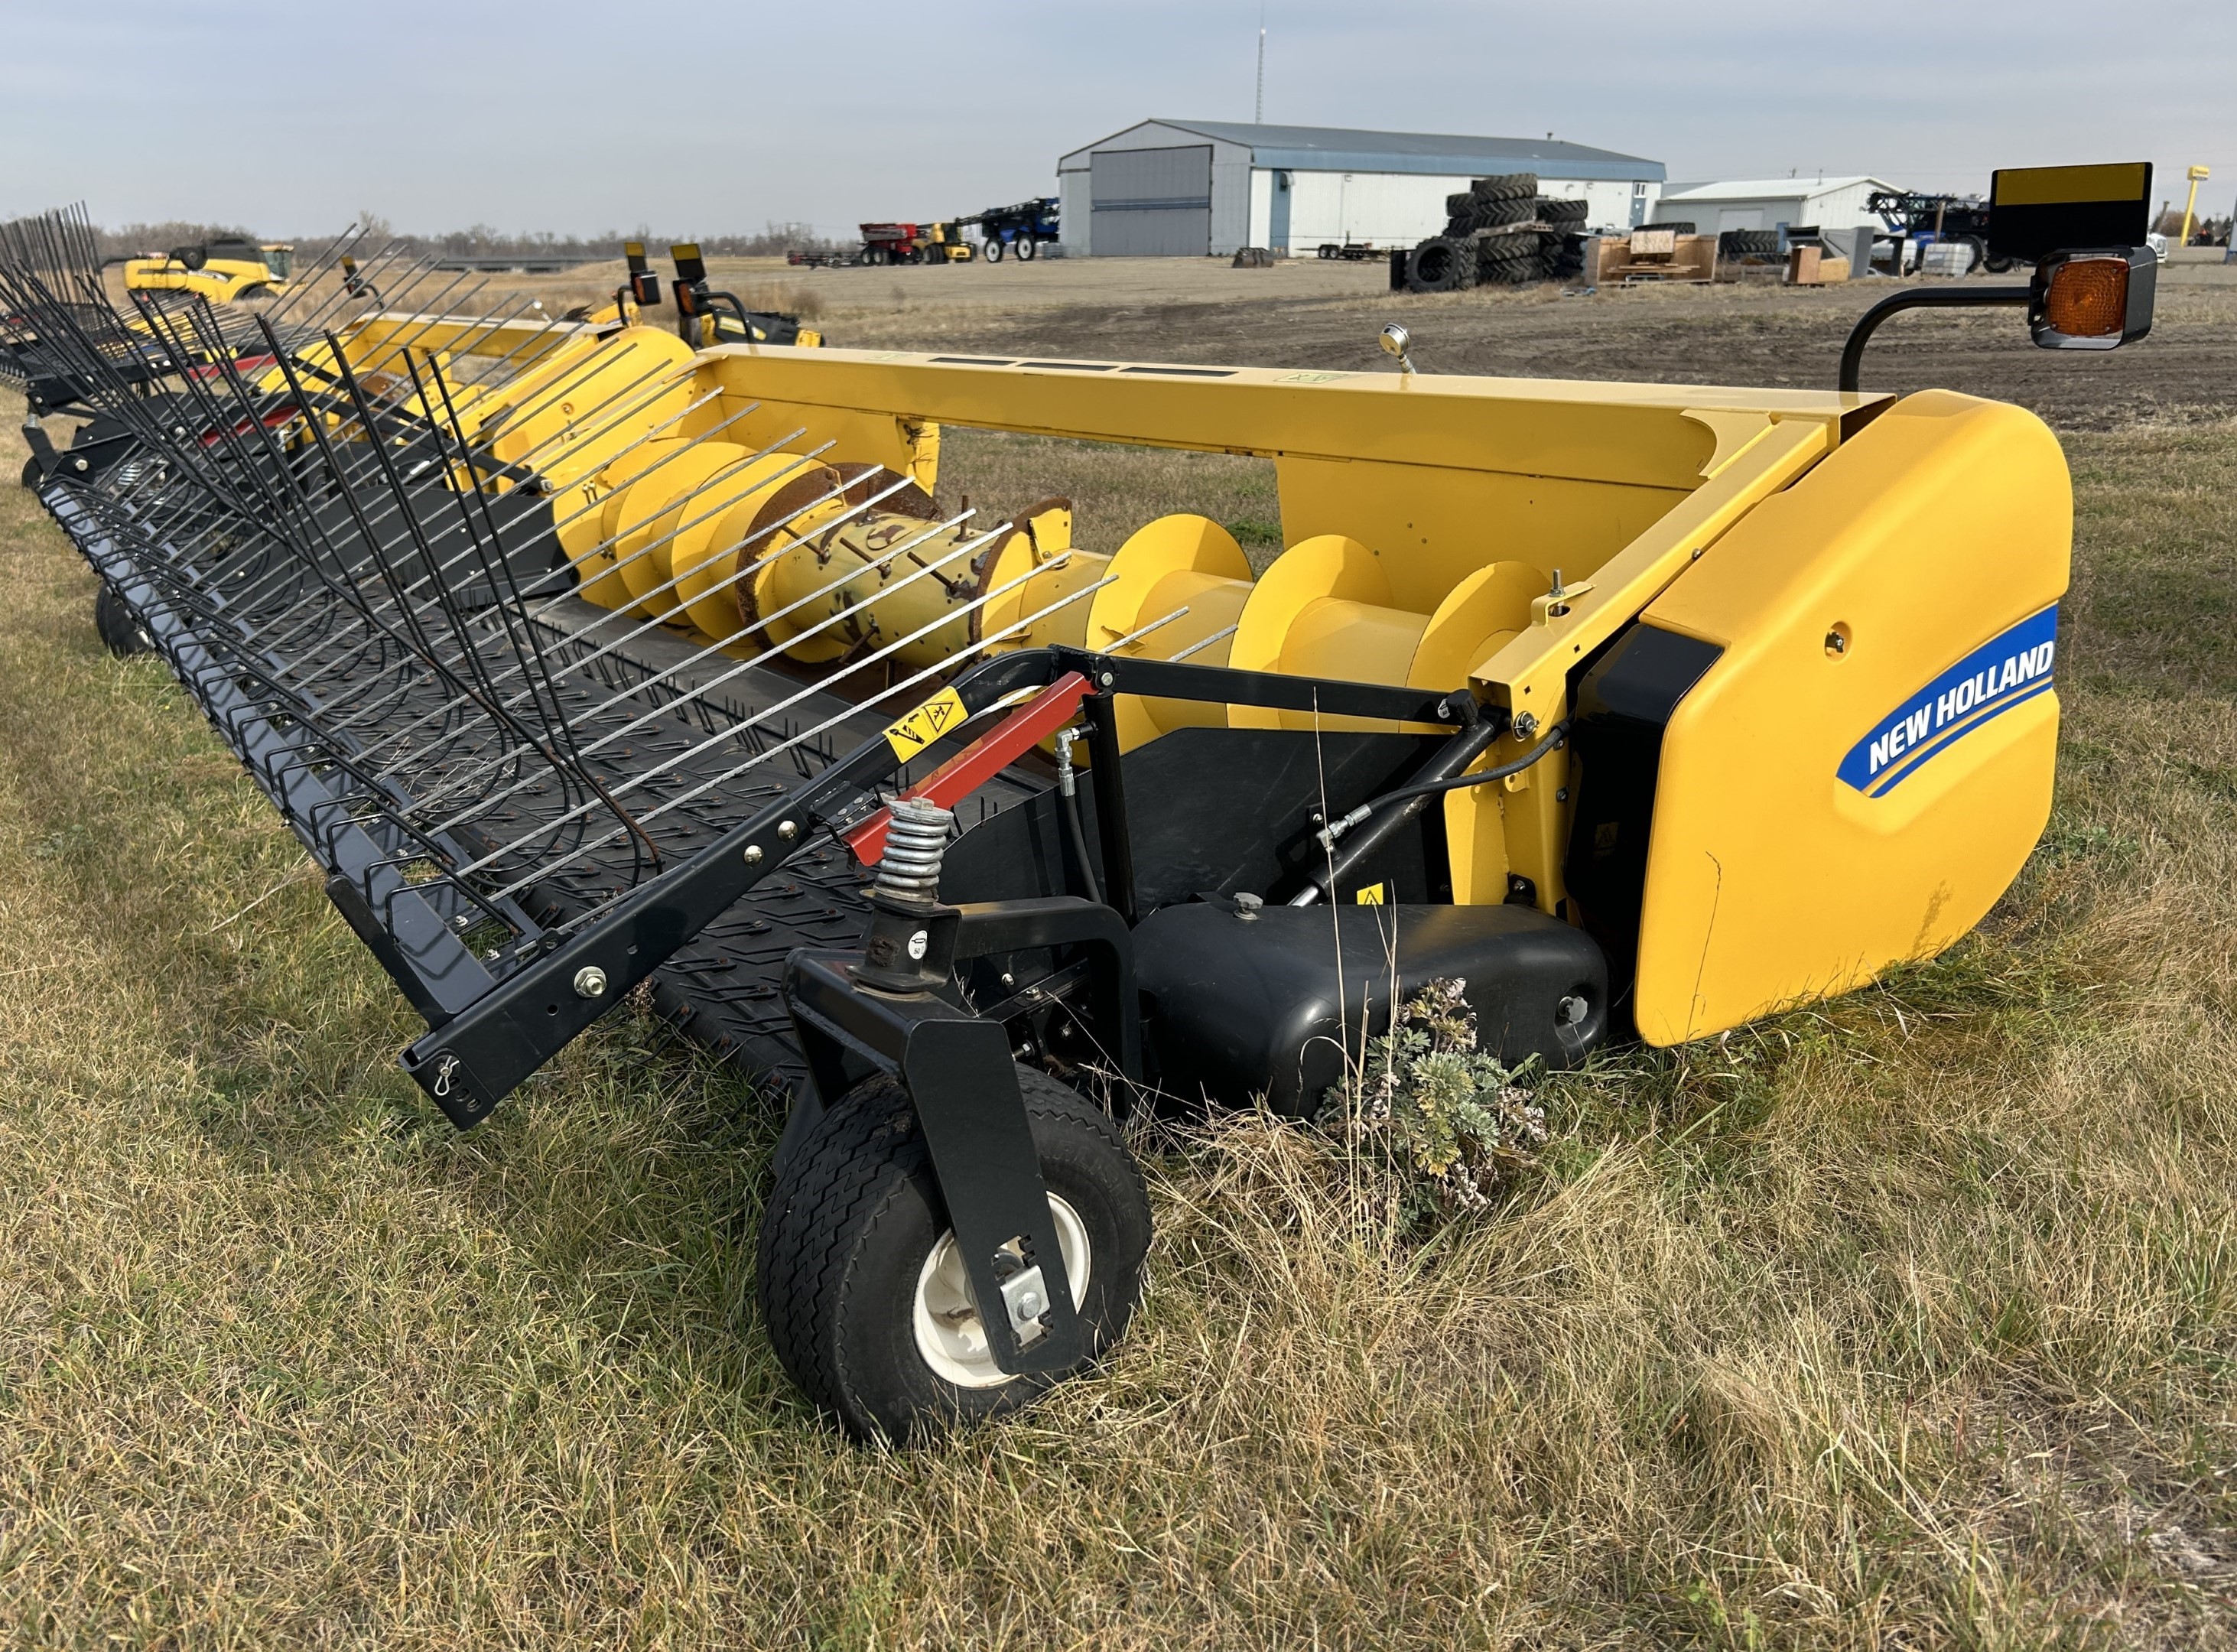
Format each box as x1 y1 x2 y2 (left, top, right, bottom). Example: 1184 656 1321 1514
1838 607 2058 797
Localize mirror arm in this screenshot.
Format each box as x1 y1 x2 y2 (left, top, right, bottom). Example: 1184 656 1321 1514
1838 285 2032 392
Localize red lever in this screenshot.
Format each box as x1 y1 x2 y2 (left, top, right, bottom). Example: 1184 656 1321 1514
846 672 1093 863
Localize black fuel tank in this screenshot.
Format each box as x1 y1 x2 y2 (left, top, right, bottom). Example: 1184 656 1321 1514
1133 901 1608 1115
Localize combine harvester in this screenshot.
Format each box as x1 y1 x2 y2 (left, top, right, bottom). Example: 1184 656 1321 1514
2 164 2157 1441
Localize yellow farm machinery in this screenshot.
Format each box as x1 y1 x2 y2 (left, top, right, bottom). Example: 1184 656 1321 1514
2 162 2159 1439
122 235 295 302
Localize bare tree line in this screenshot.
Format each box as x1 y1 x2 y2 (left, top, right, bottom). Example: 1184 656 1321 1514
93 216 844 261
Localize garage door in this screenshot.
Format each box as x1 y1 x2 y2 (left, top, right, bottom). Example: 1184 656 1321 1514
1090 145 1212 256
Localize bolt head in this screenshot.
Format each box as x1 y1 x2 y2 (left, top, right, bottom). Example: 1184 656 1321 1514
1513 711 1540 740
574 965 608 999
1100 672 1114 686
776 819 798 841
742 844 763 865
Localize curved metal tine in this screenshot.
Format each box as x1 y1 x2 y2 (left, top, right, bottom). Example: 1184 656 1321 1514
257 223 369 328
324 265 494 380
455 542 1070 883
258 343 691 627
286 388 753 701
324 346 536 710
308 338 644 854
262 359 692 657
261 340 514 694
290 243 444 340
126 301 411 645
490 572 1116 918
412 350 599 772
418 499 992 828
76 376 431 708
342 432 853 767
242 376 733 704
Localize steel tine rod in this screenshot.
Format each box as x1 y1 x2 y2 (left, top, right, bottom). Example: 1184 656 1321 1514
1107 605 1190 652
422 512 1001 824
1168 622 1240 662
458 545 1074 878
497 574 1118 915
345 456 905 770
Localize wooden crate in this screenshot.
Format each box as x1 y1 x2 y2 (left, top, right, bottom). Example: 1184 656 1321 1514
1585 233 1716 284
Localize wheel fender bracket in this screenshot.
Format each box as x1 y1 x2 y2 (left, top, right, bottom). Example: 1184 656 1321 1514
785 950 1085 1374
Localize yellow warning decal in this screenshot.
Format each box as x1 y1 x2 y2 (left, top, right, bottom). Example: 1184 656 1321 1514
883 687 968 759
1354 883 1387 906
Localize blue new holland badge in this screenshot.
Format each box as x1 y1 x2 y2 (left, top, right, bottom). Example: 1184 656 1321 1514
1839 607 2059 797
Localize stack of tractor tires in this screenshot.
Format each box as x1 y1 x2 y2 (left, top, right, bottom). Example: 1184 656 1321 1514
1473 233 1538 286
1718 229 1781 262
1532 197 1589 281
1442 174 1537 236
1403 176 1602 290
1403 174 1535 293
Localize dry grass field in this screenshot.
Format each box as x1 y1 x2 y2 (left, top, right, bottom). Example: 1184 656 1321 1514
2 270 2235 1647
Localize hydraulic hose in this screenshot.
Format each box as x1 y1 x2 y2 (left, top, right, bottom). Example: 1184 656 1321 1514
1289 714 1569 907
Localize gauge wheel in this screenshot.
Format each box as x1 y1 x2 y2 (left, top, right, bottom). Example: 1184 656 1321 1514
757 1065 1150 1442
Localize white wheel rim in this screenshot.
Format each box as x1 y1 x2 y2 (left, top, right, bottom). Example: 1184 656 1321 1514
912 1195 1091 1389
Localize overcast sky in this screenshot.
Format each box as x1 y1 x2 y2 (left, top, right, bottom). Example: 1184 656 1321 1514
5 0 2232 238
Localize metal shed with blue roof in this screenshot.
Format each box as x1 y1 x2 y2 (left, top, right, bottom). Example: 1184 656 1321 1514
1055 119 1666 258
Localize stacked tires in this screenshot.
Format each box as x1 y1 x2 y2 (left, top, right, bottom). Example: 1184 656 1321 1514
1717 229 1781 264
1535 197 1589 283
1400 174 1595 291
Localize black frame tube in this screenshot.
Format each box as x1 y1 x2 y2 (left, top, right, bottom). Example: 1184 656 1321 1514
1838 285 2031 392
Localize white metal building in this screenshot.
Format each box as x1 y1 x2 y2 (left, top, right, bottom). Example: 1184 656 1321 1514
1055 120 1666 258
1651 177 1900 236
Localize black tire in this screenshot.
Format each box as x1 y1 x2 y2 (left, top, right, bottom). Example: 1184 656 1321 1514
1405 236 1476 293
94 584 154 657
1471 173 1538 203
1462 197 1535 232
759 1068 1151 1442
983 239 1003 263
20 455 44 491
1318 243 1336 259
1016 236 1037 262
1984 254 2018 275
1445 191 1478 216
1649 220 1696 236
1537 197 1589 225
1389 246 1410 291
1718 229 1780 260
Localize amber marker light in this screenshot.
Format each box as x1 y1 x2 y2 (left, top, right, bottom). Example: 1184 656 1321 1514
2043 257 2128 337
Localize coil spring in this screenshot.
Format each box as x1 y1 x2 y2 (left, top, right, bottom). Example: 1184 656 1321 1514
875 796 954 905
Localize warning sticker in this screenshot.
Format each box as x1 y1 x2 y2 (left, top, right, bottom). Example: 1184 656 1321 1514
883 687 968 759
1354 883 1387 906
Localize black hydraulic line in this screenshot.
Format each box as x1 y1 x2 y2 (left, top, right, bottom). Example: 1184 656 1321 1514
1081 690 1136 925
1290 714 1564 908
1837 285 2031 392
1061 784 1104 907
